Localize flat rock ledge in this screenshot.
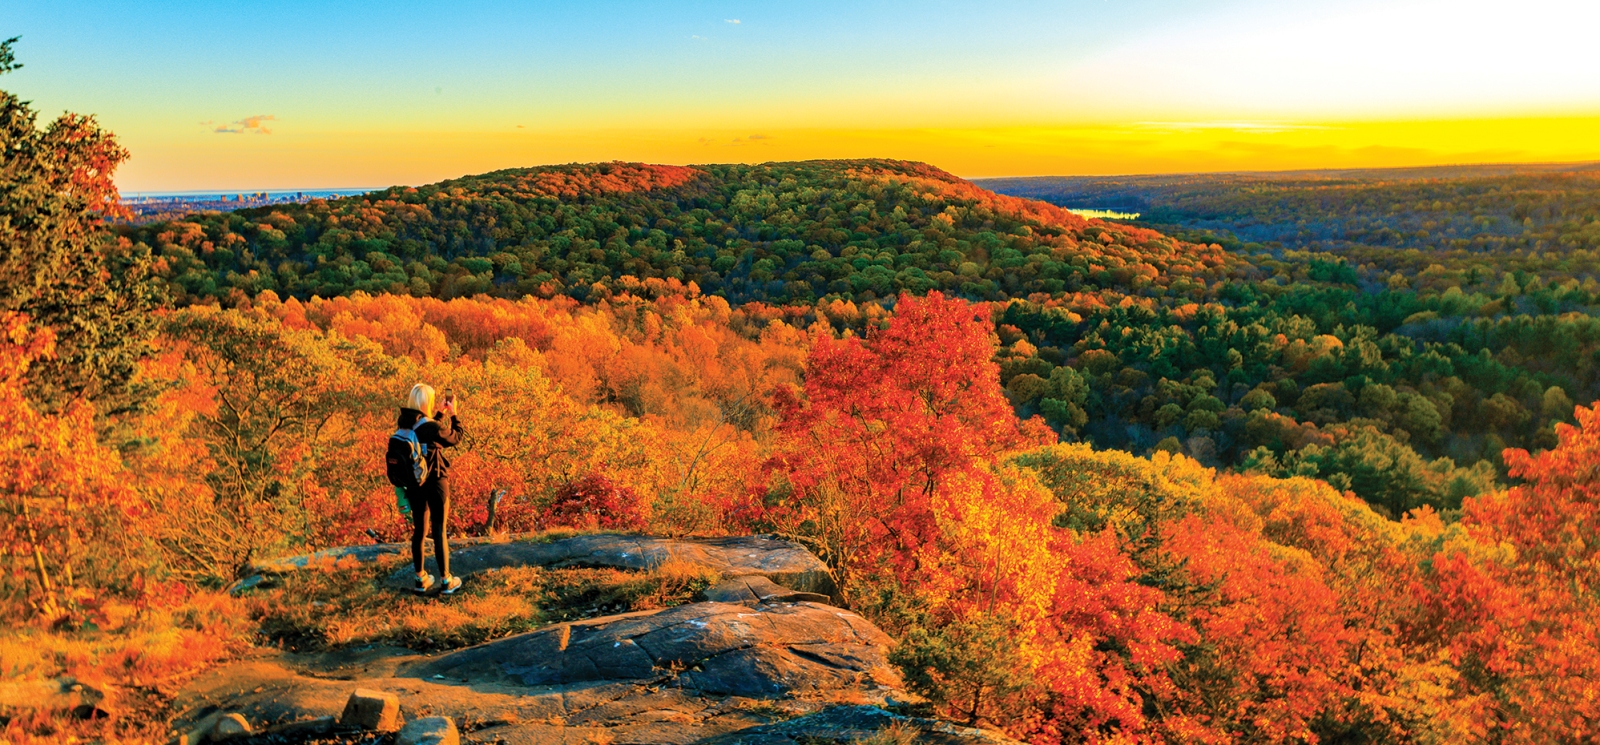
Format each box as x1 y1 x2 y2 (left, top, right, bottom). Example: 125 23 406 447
186 536 1021 743
173 601 924 744
411 600 900 697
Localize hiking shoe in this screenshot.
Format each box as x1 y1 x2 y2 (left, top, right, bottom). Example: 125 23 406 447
440 575 463 595
414 571 435 593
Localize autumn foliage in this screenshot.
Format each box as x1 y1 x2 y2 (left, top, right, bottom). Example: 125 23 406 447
1409 406 1600 740
0 314 139 618
541 472 647 531
13 31 1600 741
5 284 1600 743
7 72 1600 738
761 292 1051 585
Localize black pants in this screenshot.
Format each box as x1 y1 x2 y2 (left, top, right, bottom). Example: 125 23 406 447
404 479 450 577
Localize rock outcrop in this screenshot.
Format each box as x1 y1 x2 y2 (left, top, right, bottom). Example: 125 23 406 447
412 600 900 696
182 533 1018 744
239 533 837 599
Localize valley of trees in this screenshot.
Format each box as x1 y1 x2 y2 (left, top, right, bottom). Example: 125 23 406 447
7 44 1600 742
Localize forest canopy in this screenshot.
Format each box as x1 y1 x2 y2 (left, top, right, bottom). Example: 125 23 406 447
118 159 1600 514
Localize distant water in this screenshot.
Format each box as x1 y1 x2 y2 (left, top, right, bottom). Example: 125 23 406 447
1067 208 1141 220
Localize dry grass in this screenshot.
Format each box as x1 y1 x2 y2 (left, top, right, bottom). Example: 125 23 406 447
851 722 921 745
0 592 253 744
247 556 718 653
0 538 722 743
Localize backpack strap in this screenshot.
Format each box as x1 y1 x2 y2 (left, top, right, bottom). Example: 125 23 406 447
410 416 433 455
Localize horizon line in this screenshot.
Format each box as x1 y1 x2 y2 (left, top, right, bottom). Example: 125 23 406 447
121 156 1600 196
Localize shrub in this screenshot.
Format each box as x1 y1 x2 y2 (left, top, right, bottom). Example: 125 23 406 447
541 473 646 531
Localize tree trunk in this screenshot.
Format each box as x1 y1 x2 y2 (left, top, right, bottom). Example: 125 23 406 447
19 498 58 615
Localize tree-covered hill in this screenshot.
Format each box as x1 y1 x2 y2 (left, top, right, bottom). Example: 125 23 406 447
122 159 1234 306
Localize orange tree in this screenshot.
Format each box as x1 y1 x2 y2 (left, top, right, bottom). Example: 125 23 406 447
761 293 1215 734
0 313 141 619
763 291 1051 590
1413 403 1600 741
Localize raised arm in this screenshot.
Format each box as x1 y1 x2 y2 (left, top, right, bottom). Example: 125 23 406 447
431 413 464 447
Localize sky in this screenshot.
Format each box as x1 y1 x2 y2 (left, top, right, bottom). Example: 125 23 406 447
4 0 1599 191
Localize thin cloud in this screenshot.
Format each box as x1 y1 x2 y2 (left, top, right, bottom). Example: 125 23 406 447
724 18 740 24
748 133 771 140
214 114 275 135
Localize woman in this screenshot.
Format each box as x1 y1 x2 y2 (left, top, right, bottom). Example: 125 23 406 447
398 383 465 594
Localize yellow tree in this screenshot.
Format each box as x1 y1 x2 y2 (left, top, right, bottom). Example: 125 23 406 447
156 308 398 579
0 313 136 618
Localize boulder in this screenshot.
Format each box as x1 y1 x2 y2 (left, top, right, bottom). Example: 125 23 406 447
339 687 401 732
0 676 109 719
411 601 899 698
397 716 460 745
209 713 251 741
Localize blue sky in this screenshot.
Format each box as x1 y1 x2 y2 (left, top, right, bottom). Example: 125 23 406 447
5 0 1598 189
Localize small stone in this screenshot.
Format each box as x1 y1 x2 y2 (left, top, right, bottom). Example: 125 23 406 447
209 713 252 741
339 687 402 732
396 716 460 745
179 711 224 745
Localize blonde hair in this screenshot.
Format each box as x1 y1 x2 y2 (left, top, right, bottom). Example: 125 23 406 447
406 383 436 414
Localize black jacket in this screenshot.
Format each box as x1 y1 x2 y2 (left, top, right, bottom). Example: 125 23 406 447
397 407 464 481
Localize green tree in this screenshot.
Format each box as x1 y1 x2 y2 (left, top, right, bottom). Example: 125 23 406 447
0 36 159 412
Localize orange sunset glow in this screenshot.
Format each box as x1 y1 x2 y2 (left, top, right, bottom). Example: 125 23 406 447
6 0 1599 190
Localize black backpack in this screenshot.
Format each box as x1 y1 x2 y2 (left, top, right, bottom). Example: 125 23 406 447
385 417 432 488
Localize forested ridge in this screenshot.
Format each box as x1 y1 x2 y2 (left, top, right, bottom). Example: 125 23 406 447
121 159 1230 305
979 164 1600 255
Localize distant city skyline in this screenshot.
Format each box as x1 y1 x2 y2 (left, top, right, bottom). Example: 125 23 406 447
5 0 1598 191
120 189 377 198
